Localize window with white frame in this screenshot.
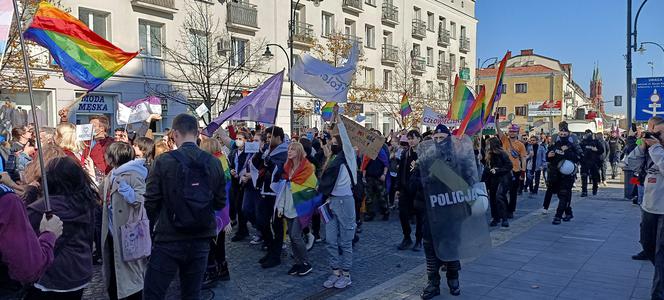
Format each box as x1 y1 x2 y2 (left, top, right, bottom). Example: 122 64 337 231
365 24 375 48
413 78 421 96
383 69 392 90
321 12 334 37
515 105 527 116
515 83 528 93
450 21 457 39
79 8 109 39
426 81 434 97
230 37 247 67
139 20 163 57
502 83 507 94
427 12 434 31
189 29 208 63
496 106 507 116
364 67 375 87
365 0 376 6
426 47 434 66
449 53 456 69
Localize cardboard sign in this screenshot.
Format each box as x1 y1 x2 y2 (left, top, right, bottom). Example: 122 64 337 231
76 124 94 141
421 106 461 128
195 103 209 118
338 115 384 160
244 141 260 154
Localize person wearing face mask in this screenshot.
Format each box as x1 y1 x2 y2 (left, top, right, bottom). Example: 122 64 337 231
579 130 604 197
547 122 582 225
229 132 252 242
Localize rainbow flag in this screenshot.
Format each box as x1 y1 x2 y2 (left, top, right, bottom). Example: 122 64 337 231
286 160 323 227
448 75 476 121
400 92 412 117
482 51 510 124
214 153 232 235
457 86 486 136
23 2 138 91
321 101 335 121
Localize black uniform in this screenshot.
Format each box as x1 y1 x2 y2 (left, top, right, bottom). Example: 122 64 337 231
482 150 512 223
397 147 423 247
547 135 581 222
580 135 604 196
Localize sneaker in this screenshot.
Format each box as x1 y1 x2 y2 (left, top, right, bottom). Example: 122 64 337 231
323 272 341 288
334 272 352 289
489 219 499 227
250 235 263 245
501 220 509 228
288 264 301 275
562 215 573 222
305 232 315 251
298 263 313 276
602 181 608 187
552 218 561 225
398 238 413 250
541 208 549 215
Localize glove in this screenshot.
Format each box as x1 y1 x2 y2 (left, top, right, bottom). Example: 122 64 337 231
40 214 63 239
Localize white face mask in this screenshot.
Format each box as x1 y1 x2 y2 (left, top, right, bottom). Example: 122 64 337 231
236 140 244 148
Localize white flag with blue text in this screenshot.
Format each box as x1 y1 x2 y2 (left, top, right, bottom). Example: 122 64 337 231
291 43 359 103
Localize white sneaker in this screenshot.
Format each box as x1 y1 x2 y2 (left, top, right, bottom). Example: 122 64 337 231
249 235 263 245
541 208 548 215
323 273 341 289
305 232 315 251
334 272 352 289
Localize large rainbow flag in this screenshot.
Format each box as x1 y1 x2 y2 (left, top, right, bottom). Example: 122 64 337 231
285 160 323 227
457 85 485 136
448 75 476 121
23 2 138 91
482 51 511 124
400 92 412 117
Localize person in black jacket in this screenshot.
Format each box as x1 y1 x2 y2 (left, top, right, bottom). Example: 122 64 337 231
580 130 604 197
144 114 226 300
396 130 423 251
483 137 512 228
547 122 581 225
229 131 252 242
596 132 610 185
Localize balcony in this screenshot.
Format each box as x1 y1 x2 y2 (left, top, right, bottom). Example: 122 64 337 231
227 1 258 32
437 29 450 47
381 44 398 65
411 56 426 74
412 19 426 39
291 21 315 47
381 3 398 25
131 0 177 14
459 36 470 53
437 61 450 79
342 0 363 13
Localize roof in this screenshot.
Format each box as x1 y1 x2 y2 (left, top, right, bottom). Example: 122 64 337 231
477 65 559 77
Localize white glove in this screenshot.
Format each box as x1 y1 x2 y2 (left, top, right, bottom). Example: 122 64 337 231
39 214 63 239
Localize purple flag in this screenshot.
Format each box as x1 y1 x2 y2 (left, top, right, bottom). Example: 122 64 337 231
204 70 284 136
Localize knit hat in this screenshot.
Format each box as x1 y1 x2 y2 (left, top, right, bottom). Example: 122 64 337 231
559 121 570 132
508 124 520 132
435 124 450 135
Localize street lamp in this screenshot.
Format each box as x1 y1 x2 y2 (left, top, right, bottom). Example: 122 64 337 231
638 41 664 55
627 0 650 133
648 61 655 76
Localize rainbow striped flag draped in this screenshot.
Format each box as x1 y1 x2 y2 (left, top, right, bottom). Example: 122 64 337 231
482 51 511 124
321 101 335 121
448 75 476 121
214 152 232 235
400 92 412 117
24 2 138 91
285 160 323 227
457 86 486 136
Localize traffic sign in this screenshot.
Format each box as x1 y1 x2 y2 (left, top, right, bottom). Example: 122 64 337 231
635 77 664 121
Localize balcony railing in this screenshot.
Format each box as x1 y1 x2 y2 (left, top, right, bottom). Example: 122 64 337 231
381 44 398 64
437 29 450 46
342 33 363 48
411 56 426 73
131 0 176 13
227 1 258 30
459 36 470 52
342 0 363 13
412 19 426 38
437 61 450 79
291 21 315 46
142 56 165 78
381 3 398 25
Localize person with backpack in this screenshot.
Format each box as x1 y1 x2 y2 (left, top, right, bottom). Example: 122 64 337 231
143 114 226 300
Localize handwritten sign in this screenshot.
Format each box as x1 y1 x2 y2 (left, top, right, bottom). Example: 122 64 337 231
338 115 384 160
421 106 461 128
76 124 94 141
244 141 260 154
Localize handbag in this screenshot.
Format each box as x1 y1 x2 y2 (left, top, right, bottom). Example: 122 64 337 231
120 202 152 262
471 182 489 215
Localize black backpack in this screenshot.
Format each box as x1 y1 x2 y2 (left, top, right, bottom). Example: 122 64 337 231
168 150 215 232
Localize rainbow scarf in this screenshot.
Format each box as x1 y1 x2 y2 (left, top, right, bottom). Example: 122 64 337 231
400 92 412 117
214 152 232 235
482 51 510 124
457 86 485 136
24 2 138 91
322 102 335 121
285 160 323 227
448 75 476 121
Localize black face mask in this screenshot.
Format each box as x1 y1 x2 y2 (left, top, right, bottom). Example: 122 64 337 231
331 144 342 154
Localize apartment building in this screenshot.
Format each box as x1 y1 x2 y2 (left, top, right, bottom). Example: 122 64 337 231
4 0 476 134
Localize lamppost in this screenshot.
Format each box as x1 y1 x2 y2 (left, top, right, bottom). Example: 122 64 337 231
475 57 498 94
648 61 655 76
627 0 650 132
638 41 664 56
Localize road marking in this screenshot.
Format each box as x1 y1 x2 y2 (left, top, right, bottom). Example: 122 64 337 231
561 235 605 242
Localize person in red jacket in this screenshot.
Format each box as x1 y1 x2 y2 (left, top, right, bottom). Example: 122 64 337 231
83 115 114 178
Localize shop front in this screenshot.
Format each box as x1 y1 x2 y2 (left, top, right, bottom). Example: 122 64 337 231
75 93 117 128
0 89 55 139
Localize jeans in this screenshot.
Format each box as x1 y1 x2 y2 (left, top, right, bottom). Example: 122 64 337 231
287 218 309 265
488 180 509 221
524 169 542 194
258 196 284 260
143 239 211 300
551 177 574 218
325 195 356 271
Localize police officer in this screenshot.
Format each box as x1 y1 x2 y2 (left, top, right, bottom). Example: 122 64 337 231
580 129 604 197
547 122 581 225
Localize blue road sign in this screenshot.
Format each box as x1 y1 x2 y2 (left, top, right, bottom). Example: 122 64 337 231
636 77 664 121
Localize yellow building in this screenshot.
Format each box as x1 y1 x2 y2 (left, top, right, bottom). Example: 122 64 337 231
477 49 590 133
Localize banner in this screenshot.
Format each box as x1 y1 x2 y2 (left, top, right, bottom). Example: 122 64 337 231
116 96 162 125
422 106 461 128
334 115 384 160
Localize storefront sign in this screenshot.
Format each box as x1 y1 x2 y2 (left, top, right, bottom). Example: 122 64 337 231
528 101 561 117
78 95 113 113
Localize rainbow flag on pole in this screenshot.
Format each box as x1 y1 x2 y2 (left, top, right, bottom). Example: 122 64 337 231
482 51 510 124
400 92 412 117
448 75 476 121
321 101 335 121
23 2 138 91
457 86 486 136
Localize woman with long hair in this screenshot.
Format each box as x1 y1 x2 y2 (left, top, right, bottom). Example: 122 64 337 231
24 156 99 300
482 137 513 228
132 137 155 168
100 142 148 300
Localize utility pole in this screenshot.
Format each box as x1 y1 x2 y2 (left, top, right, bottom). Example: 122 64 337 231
627 0 633 131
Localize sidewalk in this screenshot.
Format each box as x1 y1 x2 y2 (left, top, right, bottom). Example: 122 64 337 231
351 182 651 300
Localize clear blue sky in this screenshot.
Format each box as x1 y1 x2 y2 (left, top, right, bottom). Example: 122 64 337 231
476 0 664 115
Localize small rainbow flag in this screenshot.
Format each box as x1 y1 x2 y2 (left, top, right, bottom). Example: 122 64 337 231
457 86 485 136
321 101 335 121
482 51 510 124
24 2 138 91
400 92 412 117
448 75 476 121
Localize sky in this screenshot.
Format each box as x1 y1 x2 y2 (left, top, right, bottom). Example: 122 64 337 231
476 0 664 115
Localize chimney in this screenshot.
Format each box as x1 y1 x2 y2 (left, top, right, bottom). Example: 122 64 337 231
561 63 572 78
520 49 534 56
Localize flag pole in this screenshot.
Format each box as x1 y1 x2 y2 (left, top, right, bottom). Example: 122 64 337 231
11 0 51 212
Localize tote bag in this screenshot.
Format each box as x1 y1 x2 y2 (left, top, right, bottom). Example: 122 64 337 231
120 203 152 262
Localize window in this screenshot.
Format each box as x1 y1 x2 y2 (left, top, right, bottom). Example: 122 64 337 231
515 83 528 93
383 30 393 46
79 8 109 39
449 53 456 69
460 25 467 39
383 69 392 90
364 67 375 87
189 30 208 63
412 43 421 56
139 20 163 57
426 47 434 66
459 56 466 69
413 79 421 96
426 81 434 97
496 107 507 117
344 19 356 36
501 83 507 94
439 16 446 29
365 25 375 48
427 12 434 31
438 82 445 96
515 105 527 116
321 12 334 37
450 22 457 39
230 37 247 67
365 113 376 129
413 7 421 20
365 0 376 6
438 50 445 63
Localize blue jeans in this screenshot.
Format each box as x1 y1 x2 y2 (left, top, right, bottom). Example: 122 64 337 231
143 239 211 300
325 195 356 271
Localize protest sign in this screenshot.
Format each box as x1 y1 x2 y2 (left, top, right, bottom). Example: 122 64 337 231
337 115 384 160
244 141 260 154
421 106 461 128
76 124 94 141
195 103 209 118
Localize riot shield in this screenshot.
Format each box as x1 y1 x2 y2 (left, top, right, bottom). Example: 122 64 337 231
417 135 491 261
